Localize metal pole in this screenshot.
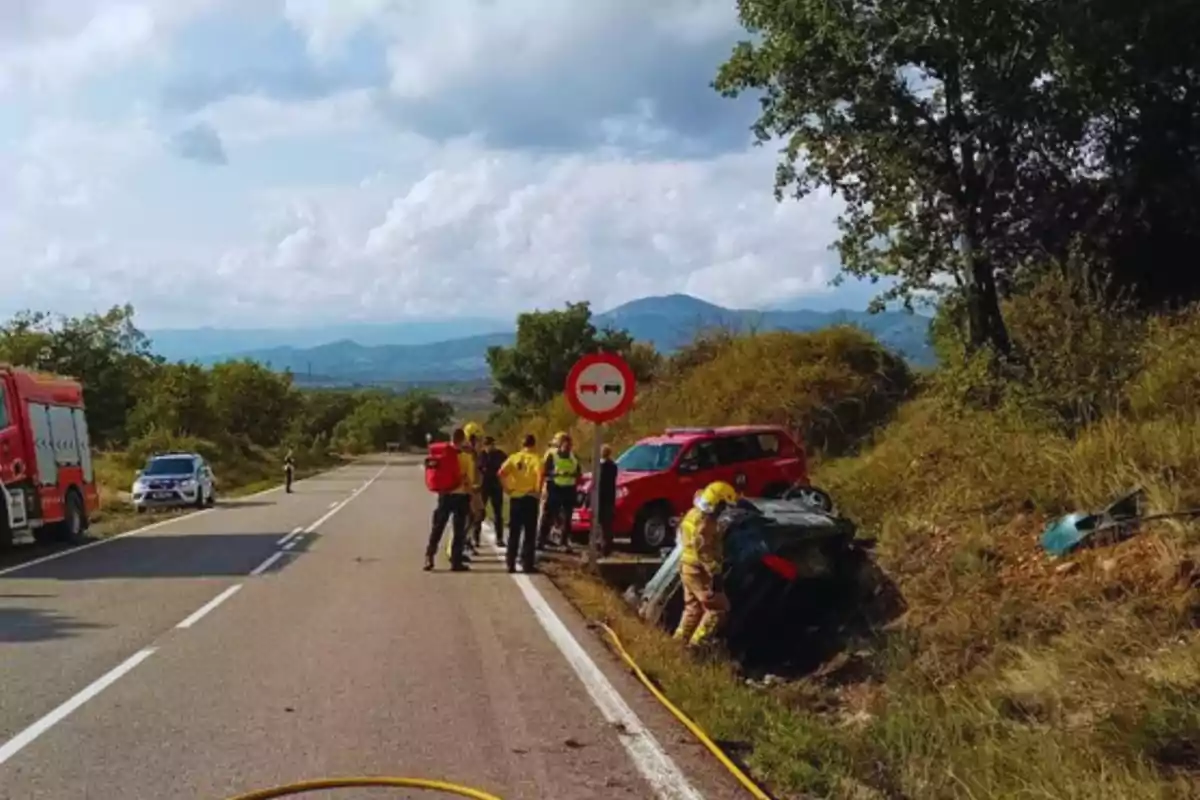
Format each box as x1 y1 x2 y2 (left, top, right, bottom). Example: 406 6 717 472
587 421 603 571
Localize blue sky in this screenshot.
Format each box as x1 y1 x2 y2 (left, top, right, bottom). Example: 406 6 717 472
0 0 874 329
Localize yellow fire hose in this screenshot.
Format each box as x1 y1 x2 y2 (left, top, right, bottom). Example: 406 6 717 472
223 629 769 800
225 776 502 799
597 622 773 800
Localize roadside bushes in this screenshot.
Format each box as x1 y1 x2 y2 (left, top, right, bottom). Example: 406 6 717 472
496 326 914 463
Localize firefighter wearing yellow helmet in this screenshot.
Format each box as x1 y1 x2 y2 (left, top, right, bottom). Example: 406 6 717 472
673 481 739 648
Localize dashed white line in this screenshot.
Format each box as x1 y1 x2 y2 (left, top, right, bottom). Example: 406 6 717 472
0 648 157 766
277 526 304 546
301 463 389 534
175 585 242 629
481 523 705 800
249 551 285 576
249 462 388 577
0 464 360 578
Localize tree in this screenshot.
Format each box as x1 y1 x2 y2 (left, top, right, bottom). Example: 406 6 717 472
0 305 161 445
486 302 649 408
128 363 217 439
713 0 1100 356
209 360 299 447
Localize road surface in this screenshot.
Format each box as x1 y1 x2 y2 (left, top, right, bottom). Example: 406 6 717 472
0 457 745 799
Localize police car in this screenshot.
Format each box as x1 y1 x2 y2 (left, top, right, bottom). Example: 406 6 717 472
131 452 217 512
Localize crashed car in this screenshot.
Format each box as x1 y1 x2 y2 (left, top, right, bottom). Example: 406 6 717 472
627 490 868 662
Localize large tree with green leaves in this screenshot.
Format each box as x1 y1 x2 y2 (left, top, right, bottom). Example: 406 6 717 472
0 305 161 445
486 302 650 408
713 0 1098 355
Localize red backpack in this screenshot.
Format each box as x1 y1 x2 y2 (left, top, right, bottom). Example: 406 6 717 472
424 442 462 493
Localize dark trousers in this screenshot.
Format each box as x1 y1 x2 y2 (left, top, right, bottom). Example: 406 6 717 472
427 493 469 565
285 466 294 493
538 485 575 547
482 482 505 543
507 495 539 570
599 505 614 554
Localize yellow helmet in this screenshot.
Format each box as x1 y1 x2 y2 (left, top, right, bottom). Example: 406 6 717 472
464 422 483 440
551 430 567 445
695 481 739 514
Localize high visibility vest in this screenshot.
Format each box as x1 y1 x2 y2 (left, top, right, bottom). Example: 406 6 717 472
551 453 579 487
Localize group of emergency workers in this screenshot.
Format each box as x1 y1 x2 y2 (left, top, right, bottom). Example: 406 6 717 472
423 423 739 650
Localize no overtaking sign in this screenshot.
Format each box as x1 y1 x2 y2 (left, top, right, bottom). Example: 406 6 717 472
565 352 636 424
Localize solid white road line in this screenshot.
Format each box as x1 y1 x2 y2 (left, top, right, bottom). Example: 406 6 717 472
277 526 304 546
481 523 705 800
249 551 285 576
175 584 243 629
0 463 364 578
0 648 157 766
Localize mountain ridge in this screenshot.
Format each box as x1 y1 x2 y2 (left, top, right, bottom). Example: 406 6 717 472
164 294 934 384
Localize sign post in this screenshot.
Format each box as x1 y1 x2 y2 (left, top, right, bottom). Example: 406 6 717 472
564 352 637 571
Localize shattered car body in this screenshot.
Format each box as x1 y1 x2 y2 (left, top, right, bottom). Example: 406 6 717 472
628 492 865 660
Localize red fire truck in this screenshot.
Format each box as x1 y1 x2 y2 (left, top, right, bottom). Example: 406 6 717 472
0 365 100 548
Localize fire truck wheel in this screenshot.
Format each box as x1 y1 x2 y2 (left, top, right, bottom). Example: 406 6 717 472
58 489 87 544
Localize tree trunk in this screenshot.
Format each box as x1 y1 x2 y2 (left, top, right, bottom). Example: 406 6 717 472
962 232 1012 356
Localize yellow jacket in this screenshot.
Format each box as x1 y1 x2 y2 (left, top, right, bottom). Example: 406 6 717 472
679 507 724 573
451 449 479 495
499 448 543 497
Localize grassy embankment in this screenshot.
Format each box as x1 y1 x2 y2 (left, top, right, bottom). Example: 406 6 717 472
496 282 1200 799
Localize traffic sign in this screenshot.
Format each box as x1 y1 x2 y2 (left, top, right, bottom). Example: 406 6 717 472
565 352 636 424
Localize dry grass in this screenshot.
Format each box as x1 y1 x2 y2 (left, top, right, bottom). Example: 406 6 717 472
510 293 1200 799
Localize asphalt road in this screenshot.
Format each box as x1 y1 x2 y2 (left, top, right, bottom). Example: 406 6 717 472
0 457 746 800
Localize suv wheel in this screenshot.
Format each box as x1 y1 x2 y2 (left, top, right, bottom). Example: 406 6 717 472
632 503 674 553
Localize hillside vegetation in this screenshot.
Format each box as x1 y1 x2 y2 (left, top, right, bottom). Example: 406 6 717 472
497 276 1200 799
0 307 453 528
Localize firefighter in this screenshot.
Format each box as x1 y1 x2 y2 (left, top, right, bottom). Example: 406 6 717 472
538 431 566 548
538 432 580 553
478 436 508 547
424 427 477 572
448 426 484 561
498 433 542 573
673 480 739 649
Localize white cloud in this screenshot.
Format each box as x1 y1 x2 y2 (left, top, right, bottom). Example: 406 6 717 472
0 1 861 332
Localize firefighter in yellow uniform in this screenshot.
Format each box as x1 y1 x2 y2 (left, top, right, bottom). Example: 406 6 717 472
673 481 739 648
447 422 485 561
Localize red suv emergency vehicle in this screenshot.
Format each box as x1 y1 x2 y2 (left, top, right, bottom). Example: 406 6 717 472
572 425 810 551
0 365 100 547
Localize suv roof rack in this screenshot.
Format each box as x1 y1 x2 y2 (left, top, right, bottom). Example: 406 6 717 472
151 451 196 458
664 427 716 436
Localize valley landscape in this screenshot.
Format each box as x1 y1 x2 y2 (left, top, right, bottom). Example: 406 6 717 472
146 293 934 387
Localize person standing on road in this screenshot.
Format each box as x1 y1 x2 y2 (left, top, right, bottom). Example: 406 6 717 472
538 433 581 554
284 450 295 494
479 436 508 547
424 427 476 572
498 433 542 574
597 444 618 556
673 481 738 649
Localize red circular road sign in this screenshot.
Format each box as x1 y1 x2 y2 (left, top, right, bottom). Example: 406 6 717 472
565 352 636 424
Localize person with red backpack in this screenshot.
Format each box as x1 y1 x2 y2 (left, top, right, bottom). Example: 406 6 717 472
424 427 477 572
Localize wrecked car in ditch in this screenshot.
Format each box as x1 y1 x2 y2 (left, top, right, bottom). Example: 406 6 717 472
625 489 892 668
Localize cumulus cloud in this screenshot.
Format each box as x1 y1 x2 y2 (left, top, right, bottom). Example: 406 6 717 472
0 0 864 330
167 122 228 164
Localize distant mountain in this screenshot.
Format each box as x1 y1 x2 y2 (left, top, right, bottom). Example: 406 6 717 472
205 294 934 384
145 318 510 362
